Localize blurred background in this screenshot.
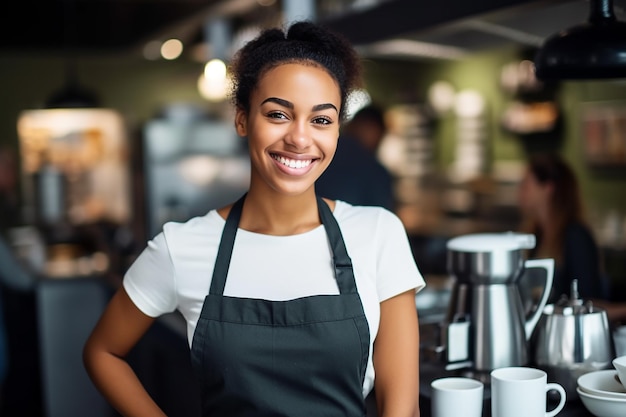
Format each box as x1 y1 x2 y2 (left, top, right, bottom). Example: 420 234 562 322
0 1 625 416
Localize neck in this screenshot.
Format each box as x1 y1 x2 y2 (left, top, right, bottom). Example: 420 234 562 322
239 189 324 236
535 203 552 231
535 207 563 261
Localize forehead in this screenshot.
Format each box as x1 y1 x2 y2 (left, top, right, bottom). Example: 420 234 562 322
253 63 341 105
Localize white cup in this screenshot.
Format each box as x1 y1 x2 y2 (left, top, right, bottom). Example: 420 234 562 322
613 355 626 389
614 326 626 357
491 367 566 417
431 377 484 417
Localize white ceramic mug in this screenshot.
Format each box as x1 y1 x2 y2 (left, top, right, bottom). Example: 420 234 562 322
614 355 626 389
614 326 626 357
431 377 484 417
491 367 566 417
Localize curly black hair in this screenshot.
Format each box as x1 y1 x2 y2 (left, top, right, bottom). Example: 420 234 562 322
228 20 362 121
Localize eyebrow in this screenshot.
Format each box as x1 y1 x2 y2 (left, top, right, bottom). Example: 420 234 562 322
261 97 338 113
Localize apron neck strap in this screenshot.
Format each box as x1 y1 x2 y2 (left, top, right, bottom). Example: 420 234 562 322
209 193 356 295
316 197 357 294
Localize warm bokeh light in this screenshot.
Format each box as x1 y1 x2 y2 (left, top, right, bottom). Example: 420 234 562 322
143 40 162 60
198 59 230 101
161 39 184 60
204 59 227 79
427 81 456 115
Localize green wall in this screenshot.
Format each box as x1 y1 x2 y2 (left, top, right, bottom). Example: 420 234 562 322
362 49 626 219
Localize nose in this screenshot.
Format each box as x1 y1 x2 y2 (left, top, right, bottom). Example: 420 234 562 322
284 120 312 150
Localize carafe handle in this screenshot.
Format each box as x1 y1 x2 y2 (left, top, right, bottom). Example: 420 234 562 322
523 258 555 340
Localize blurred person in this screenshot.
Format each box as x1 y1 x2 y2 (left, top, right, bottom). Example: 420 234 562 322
83 21 424 417
316 104 395 211
517 152 606 306
0 234 39 415
0 147 20 234
0 147 21 410
0 285 6 409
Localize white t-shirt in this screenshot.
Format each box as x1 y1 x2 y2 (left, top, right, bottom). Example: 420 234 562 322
124 200 425 397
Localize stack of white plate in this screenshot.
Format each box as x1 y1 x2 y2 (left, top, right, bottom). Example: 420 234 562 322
577 370 626 417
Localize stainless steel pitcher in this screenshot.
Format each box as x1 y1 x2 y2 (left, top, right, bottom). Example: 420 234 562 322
534 280 614 400
443 232 555 372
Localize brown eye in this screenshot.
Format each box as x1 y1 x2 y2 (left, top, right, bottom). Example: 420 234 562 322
267 111 288 120
312 116 332 125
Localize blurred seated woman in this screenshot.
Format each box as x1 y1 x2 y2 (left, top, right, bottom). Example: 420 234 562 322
517 152 606 307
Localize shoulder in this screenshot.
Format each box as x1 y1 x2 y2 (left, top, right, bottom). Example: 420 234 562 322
333 201 404 231
159 210 224 251
562 221 599 258
334 199 392 217
163 209 221 232
563 222 596 245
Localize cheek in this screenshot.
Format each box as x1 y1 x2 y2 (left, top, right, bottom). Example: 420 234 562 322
246 118 282 146
323 133 339 157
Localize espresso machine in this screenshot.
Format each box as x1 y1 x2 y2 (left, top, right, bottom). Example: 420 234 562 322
441 232 555 377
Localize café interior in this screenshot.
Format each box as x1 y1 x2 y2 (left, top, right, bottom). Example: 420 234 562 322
1 0 626 416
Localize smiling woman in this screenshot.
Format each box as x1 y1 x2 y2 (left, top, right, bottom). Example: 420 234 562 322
83 20 426 417
234 63 341 198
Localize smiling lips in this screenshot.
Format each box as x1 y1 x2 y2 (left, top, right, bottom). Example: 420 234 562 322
271 153 314 169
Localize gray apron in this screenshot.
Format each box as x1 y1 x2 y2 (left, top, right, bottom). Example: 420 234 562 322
190 194 371 416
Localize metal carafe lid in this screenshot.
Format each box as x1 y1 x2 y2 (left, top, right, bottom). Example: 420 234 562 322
447 232 536 253
551 279 598 315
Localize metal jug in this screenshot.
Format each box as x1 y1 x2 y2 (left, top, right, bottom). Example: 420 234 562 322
533 280 614 400
443 232 555 372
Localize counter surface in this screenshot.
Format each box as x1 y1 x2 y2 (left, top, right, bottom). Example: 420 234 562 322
419 360 594 417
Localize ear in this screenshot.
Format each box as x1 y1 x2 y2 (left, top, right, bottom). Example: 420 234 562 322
234 108 248 137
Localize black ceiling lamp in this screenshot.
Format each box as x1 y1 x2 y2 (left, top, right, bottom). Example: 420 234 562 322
44 0 100 109
44 60 100 109
534 0 626 80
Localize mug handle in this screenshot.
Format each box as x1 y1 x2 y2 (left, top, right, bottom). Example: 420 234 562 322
545 383 566 417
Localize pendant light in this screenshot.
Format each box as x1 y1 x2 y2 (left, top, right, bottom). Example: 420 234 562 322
534 0 626 80
198 18 232 102
44 60 100 109
45 0 100 108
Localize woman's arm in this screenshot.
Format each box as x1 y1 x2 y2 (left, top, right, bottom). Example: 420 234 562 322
83 287 164 417
374 289 420 417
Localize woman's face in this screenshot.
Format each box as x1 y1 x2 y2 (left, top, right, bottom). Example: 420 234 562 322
518 168 551 217
235 63 341 196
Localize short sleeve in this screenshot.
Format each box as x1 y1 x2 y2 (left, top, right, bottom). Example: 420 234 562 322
123 231 178 317
375 209 425 301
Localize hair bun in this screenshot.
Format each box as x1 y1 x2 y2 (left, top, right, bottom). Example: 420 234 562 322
287 21 336 54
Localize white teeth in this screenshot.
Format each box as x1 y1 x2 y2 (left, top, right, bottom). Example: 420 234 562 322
274 155 312 169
